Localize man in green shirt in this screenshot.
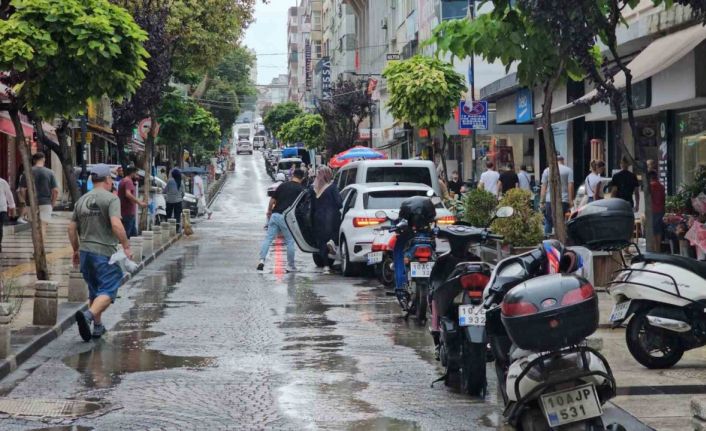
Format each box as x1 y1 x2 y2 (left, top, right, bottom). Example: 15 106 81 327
68 164 132 341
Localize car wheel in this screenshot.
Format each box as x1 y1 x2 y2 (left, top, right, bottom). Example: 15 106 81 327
340 238 358 277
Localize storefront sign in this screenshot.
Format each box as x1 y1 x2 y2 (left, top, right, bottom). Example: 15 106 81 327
459 101 488 130
386 53 401 61
305 40 312 90
516 88 533 123
321 57 332 100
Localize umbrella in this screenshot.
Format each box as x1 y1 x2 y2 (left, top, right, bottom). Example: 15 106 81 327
329 146 386 168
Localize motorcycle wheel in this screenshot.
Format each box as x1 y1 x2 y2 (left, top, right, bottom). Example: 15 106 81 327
626 309 684 369
460 340 486 397
377 256 395 287
415 281 428 323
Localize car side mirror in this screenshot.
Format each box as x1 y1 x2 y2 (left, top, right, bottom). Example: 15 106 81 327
375 210 388 219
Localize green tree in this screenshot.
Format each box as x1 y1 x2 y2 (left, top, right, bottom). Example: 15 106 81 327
0 0 148 280
277 114 325 150
263 102 304 138
317 79 370 156
431 4 595 243
203 78 240 139
382 55 466 181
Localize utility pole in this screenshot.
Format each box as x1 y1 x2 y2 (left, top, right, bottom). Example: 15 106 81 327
469 0 477 183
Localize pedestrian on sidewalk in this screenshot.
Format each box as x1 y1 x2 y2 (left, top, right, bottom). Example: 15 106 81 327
648 171 666 251
312 166 342 274
68 164 132 341
0 176 16 253
163 168 184 232
15 165 28 223
518 165 532 192
118 167 146 238
497 162 519 198
20 153 58 239
257 169 305 273
612 155 640 212
540 155 574 237
478 161 500 197
447 171 462 198
192 172 212 220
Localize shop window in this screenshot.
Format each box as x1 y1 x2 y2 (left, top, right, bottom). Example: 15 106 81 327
676 109 706 187
441 0 469 20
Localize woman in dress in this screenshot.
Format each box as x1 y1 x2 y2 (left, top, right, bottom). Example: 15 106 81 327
312 166 343 274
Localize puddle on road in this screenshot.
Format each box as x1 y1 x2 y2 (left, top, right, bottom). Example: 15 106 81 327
26 427 93 431
345 416 421 430
62 251 215 389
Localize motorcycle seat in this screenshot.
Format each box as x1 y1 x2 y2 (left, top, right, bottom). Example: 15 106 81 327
632 252 706 280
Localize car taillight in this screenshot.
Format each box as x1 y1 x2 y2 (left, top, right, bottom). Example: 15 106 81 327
414 246 432 260
437 215 456 225
501 301 538 317
371 243 384 252
353 217 386 227
460 273 489 298
561 283 594 306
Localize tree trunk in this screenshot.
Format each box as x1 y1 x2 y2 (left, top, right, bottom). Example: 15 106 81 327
116 132 128 169
40 119 81 208
440 131 449 184
10 109 48 280
541 73 567 243
140 112 156 231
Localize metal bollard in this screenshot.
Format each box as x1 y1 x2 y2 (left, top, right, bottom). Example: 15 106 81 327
142 231 154 258
68 269 88 302
33 280 58 326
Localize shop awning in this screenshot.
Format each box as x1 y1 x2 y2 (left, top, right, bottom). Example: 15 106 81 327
0 111 34 139
580 24 706 102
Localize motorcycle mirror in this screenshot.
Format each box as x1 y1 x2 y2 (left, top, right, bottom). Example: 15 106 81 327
375 210 388 219
426 189 435 197
496 206 514 218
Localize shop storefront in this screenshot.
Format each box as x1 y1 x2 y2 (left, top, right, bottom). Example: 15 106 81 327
675 108 706 187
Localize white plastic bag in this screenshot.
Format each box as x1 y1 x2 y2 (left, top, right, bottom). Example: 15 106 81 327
109 249 139 274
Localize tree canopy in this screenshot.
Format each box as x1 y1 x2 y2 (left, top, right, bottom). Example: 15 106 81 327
263 102 304 137
382 55 465 131
317 79 370 155
277 113 324 150
157 92 220 164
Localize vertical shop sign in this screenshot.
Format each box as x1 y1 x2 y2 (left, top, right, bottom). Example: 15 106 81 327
321 57 332 99
305 40 312 90
659 121 669 191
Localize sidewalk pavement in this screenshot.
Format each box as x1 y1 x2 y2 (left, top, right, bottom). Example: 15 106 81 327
595 288 706 430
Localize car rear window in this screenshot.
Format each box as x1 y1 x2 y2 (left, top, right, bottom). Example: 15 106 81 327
363 190 428 209
365 167 432 187
278 161 299 170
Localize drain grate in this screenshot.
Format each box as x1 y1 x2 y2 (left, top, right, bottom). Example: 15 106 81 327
0 398 103 418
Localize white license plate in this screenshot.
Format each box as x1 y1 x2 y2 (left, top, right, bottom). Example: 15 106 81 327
540 383 602 427
367 251 383 265
458 304 485 327
410 262 433 278
609 300 632 322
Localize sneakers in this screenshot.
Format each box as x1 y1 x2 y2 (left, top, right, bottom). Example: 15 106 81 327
92 323 107 339
75 310 93 342
257 261 264 271
322 266 331 275
285 265 297 273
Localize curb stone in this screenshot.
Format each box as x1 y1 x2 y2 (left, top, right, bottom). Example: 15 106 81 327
0 234 182 382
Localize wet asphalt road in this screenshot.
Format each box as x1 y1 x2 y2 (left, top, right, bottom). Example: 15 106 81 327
0 154 507 430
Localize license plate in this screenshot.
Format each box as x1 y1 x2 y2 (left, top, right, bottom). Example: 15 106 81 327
609 300 632 322
458 304 485 327
367 251 383 265
410 262 433 278
540 383 602 427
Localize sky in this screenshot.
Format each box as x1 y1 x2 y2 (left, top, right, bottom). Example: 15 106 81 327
243 0 293 85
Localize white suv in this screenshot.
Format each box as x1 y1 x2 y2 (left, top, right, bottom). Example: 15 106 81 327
332 159 442 197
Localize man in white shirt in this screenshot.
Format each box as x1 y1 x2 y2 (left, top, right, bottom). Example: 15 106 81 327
192 174 212 219
478 161 500 197
540 155 575 236
518 165 532 191
0 176 17 253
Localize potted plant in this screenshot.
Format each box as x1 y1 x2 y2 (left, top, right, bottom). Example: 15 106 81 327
462 188 496 227
491 189 544 255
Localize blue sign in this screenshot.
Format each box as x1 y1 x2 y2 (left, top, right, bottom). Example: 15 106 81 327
516 88 533 123
459 100 488 130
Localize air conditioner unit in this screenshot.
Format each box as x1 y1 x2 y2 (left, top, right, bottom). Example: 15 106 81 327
381 18 388 30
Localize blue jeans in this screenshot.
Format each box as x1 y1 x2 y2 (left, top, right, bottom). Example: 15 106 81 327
544 202 570 236
259 213 296 267
80 251 124 302
122 214 137 238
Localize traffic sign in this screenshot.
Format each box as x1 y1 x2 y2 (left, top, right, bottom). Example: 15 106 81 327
459 101 488 130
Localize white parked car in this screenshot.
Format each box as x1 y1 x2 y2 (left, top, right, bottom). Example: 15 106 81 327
277 157 303 179
284 183 455 276
236 139 253 155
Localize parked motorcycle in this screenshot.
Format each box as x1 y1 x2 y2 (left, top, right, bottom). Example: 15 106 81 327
368 227 397 287
375 193 439 322
483 240 617 430
428 207 512 396
569 199 706 369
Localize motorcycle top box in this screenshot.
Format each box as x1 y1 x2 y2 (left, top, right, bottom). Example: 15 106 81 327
399 196 436 229
501 274 598 352
567 198 634 250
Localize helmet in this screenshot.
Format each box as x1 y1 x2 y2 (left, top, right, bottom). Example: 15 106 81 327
541 240 583 274
399 196 436 229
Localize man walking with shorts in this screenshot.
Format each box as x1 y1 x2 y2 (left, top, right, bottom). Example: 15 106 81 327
257 169 304 272
68 164 132 341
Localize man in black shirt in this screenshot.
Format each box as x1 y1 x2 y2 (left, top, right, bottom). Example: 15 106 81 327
612 156 640 211
498 162 519 198
447 171 463 197
258 169 305 272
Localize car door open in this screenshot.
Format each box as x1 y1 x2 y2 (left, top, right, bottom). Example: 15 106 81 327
283 191 319 253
